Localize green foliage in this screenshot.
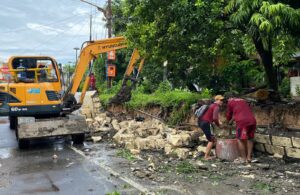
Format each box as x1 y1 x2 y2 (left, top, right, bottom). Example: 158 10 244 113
155 81 172 94
110 0 300 98
119 0 226 89
139 78 158 94
116 149 136 161
296 85 300 96
279 77 291 98
226 0 300 91
105 191 121 195
251 181 275 192
93 54 106 90
98 80 123 105
176 161 196 174
98 79 212 125
168 102 190 126
220 60 265 91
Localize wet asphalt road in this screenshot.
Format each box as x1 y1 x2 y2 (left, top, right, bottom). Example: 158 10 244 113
0 117 139 195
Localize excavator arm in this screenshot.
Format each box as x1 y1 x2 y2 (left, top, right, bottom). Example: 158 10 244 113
108 49 145 104
62 36 144 112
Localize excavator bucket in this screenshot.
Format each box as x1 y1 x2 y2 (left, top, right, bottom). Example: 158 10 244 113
108 76 137 104
108 49 145 104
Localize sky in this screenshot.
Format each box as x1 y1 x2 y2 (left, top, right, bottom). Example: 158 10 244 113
0 0 107 64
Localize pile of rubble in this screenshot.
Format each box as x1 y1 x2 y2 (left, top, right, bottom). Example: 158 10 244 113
86 112 207 159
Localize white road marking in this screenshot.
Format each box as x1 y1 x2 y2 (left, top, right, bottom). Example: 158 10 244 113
69 145 152 194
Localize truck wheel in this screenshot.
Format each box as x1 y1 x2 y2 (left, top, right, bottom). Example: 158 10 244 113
72 134 85 144
9 116 18 130
18 139 30 149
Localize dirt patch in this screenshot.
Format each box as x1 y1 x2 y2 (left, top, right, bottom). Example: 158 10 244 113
83 141 300 195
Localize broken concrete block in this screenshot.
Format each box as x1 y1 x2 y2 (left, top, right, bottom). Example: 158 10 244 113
292 137 300 148
135 127 160 137
130 149 140 155
197 145 207 153
272 136 292 147
94 126 112 133
80 108 92 117
189 130 201 141
91 136 102 143
96 113 107 118
85 112 93 119
286 147 300 159
148 135 164 149
85 118 94 123
93 102 101 109
255 134 271 144
167 133 191 147
111 119 121 131
119 121 129 129
199 135 207 142
113 133 135 145
134 136 165 150
105 116 112 123
157 124 167 132
254 143 265 152
92 121 100 128
135 137 149 150
264 144 285 156
94 115 105 123
135 128 149 137
273 153 283 158
149 128 160 136
164 144 175 155
125 141 135 150
174 148 190 159
168 128 177 135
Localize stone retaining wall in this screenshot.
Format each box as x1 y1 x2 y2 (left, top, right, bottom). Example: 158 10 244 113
254 133 300 159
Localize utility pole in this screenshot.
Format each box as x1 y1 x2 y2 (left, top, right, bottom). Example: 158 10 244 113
80 0 113 88
74 47 80 65
107 0 112 38
80 0 112 38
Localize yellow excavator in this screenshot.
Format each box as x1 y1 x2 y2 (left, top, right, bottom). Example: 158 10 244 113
0 36 144 148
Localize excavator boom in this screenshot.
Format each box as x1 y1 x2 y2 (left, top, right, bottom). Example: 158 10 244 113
63 36 145 111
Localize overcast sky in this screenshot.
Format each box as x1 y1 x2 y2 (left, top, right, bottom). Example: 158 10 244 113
0 0 107 64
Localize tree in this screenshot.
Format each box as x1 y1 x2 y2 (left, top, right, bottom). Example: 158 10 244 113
225 0 300 95
115 0 227 89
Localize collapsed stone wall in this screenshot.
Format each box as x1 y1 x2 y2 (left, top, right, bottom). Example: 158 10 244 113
85 111 208 160
80 96 300 160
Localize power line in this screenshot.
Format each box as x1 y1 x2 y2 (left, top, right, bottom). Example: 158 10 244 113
0 12 91 34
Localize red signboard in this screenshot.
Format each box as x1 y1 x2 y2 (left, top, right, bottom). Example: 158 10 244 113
107 64 116 77
107 50 116 60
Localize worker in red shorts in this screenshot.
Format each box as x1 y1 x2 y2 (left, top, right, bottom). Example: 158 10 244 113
226 97 256 163
198 95 224 160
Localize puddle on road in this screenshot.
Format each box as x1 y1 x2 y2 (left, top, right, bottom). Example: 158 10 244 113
0 117 8 124
0 148 13 159
52 137 65 152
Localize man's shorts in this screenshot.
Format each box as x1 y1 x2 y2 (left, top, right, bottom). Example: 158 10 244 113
236 124 256 140
198 120 216 142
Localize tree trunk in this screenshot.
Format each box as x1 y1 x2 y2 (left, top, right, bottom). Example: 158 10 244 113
252 37 278 92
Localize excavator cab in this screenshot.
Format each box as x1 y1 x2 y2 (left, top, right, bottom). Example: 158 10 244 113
11 57 59 84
